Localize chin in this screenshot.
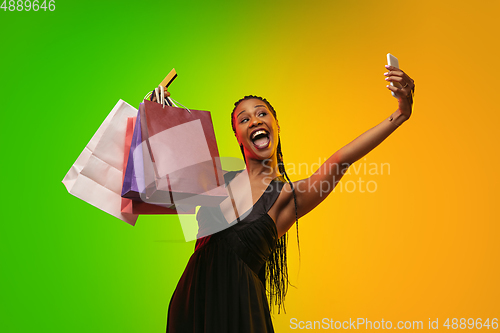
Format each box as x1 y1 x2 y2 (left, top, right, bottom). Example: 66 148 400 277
247 145 277 161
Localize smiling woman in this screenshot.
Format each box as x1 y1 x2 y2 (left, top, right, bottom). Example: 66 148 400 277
165 65 415 333
166 95 298 333
230 95 300 311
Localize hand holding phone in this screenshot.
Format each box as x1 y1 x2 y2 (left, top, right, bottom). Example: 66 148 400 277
384 54 416 122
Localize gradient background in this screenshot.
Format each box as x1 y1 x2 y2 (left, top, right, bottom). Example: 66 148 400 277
1 0 499 332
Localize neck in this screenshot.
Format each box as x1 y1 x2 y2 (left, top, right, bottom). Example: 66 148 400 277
245 154 281 181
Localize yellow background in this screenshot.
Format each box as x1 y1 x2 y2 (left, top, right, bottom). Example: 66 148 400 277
259 0 500 331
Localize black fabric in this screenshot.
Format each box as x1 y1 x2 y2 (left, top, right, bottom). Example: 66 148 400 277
166 170 286 333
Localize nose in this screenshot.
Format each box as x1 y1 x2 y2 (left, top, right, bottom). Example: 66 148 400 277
249 116 262 127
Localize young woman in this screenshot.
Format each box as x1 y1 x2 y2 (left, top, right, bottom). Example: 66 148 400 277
158 65 415 332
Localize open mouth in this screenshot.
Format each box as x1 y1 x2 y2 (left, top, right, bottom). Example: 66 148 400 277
250 129 270 149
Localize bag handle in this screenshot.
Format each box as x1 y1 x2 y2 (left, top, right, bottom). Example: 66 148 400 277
169 97 191 114
141 68 191 113
142 89 173 106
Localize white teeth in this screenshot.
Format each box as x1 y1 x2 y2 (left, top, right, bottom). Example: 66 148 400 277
251 130 268 140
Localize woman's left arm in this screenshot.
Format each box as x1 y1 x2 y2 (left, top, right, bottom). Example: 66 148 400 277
334 65 415 166
274 66 415 235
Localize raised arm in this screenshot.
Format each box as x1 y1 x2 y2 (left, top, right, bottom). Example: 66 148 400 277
273 65 415 237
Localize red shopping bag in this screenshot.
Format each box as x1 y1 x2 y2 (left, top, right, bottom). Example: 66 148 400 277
121 117 195 215
139 99 227 207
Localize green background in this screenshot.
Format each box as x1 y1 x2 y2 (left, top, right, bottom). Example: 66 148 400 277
2 1 315 331
1 1 260 332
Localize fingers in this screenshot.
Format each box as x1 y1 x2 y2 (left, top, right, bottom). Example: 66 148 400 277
386 83 407 97
385 65 404 73
384 70 404 77
386 84 399 93
385 75 404 83
384 71 405 88
384 65 415 94
384 68 404 83
162 89 171 97
150 89 171 103
386 82 414 104
384 66 408 81
385 65 414 84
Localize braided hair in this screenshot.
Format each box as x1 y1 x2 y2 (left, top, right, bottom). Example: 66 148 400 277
231 95 300 314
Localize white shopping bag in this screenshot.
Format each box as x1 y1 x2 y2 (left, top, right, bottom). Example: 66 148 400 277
62 100 139 225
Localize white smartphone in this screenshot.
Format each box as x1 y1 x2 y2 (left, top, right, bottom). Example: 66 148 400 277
387 53 401 98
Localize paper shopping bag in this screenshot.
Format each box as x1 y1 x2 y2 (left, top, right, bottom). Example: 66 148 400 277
139 99 228 207
121 110 148 201
121 116 195 214
62 100 139 226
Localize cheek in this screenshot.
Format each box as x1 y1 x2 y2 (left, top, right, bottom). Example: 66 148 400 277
235 129 244 144
232 120 240 139
272 122 279 137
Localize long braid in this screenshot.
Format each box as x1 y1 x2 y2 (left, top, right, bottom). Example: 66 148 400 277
231 95 300 314
278 140 301 265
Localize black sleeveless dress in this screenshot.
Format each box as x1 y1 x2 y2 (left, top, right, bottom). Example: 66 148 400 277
166 170 286 333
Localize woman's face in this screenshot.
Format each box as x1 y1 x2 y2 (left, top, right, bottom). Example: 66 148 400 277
233 98 280 161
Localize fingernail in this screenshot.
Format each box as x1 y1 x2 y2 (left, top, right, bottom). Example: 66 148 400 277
386 85 389 88
385 78 389 81
385 65 390 69
384 72 389 76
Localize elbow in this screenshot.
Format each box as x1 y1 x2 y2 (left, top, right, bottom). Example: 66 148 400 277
333 151 354 170
325 153 352 176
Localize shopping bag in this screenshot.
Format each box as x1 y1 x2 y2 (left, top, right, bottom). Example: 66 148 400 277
121 110 147 201
139 99 228 207
122 72 178 201
121 116 195 215
62 100 139 226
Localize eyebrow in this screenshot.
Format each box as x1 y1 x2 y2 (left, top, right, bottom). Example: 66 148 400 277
237 105 267 118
